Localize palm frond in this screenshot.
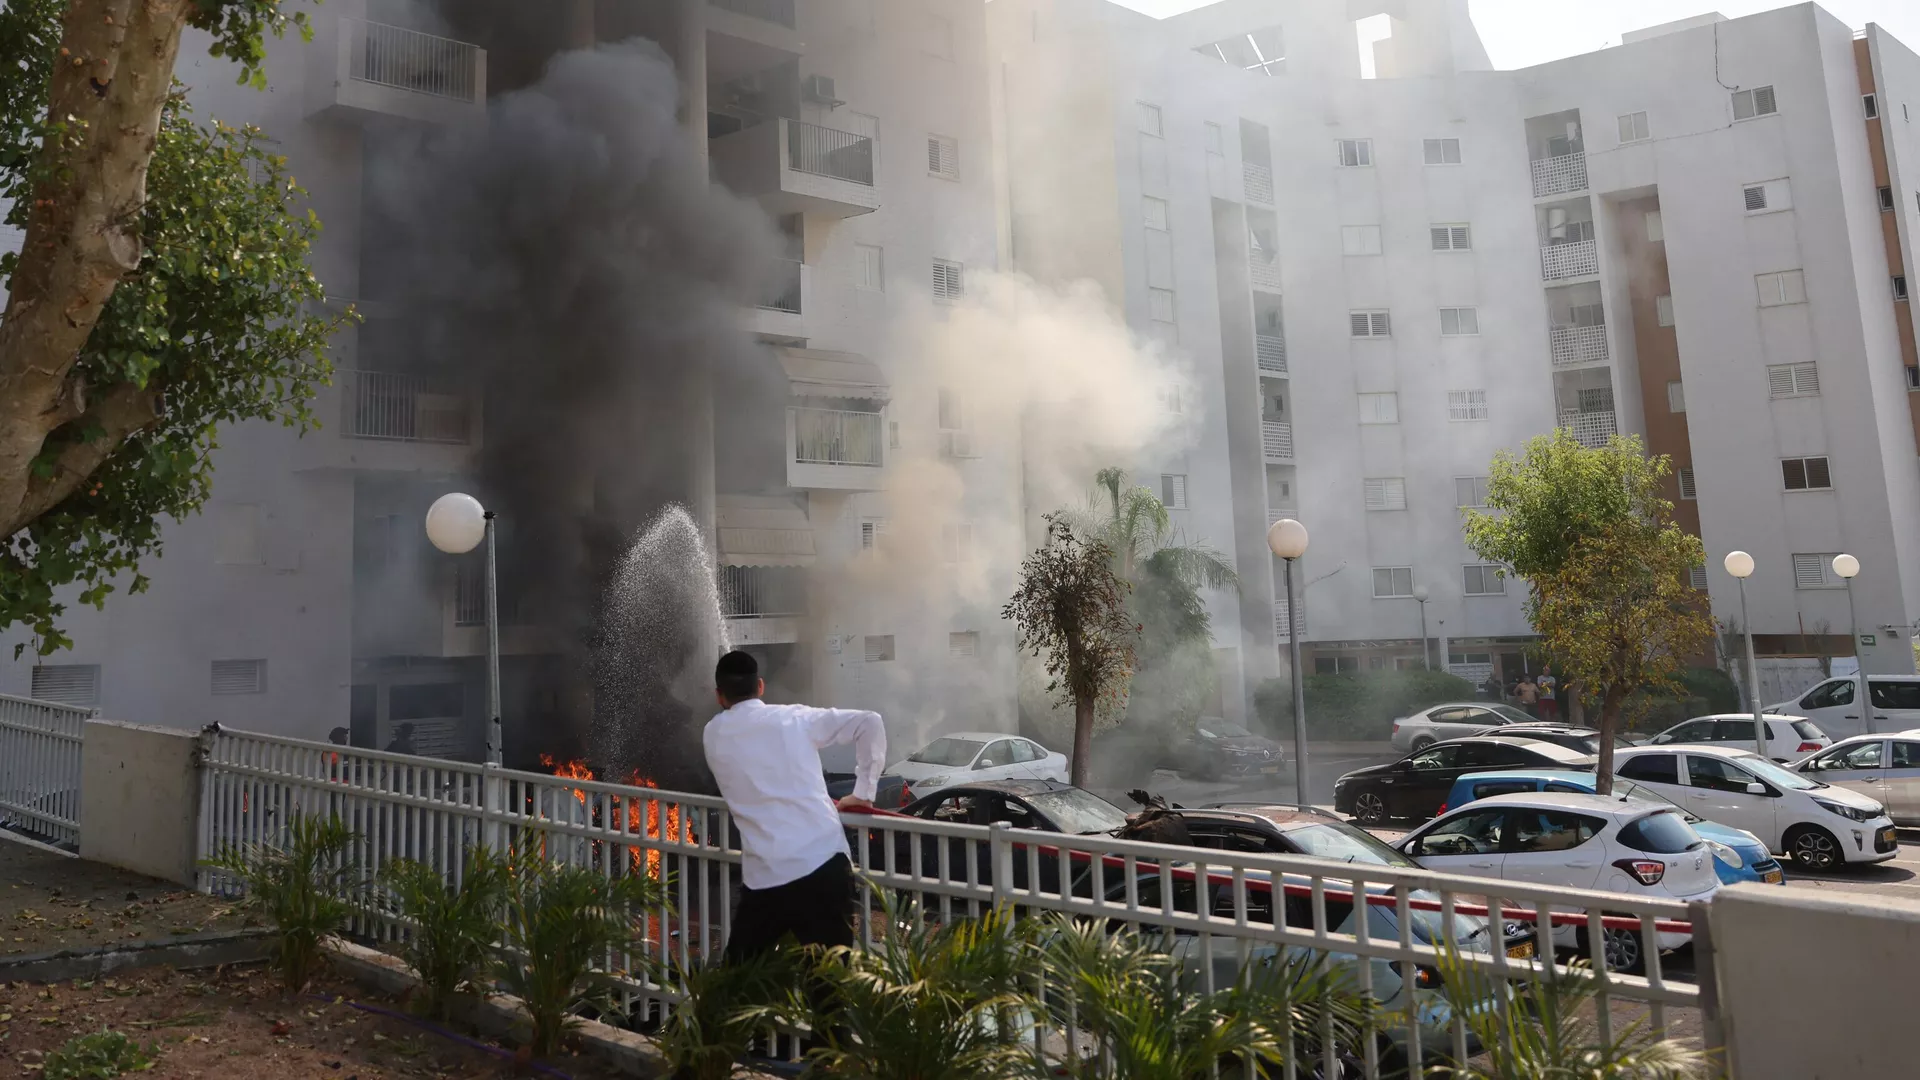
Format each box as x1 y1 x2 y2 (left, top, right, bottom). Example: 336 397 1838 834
1143 543 1239 590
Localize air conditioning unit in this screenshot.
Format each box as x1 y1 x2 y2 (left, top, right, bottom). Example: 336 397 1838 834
802 74 843 107
939 430 976 459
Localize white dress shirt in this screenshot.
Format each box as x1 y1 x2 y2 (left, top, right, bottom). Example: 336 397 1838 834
702 698 886 891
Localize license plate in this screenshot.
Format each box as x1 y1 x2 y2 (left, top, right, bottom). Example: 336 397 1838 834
1763 870 1784 884
1506 941 1534 960
1881 827 1898 846
1260 764 1281 774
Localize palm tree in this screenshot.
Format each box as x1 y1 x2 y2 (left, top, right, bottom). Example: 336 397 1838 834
1090 467 1237 589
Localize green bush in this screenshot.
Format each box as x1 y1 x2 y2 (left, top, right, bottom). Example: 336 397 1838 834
383 847 510 1020
1254 669 1479 741
202 813 358 992
44 1029 157 1079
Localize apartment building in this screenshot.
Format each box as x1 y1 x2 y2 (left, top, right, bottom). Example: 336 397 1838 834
992 0 1920 699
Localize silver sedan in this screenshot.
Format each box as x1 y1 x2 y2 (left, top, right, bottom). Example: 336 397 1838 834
1391 702 1537 752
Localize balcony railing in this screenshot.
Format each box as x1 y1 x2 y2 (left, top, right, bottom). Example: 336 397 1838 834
1530 152 1588 198
759 258 803 313
1250 256 1283 293
792 407 884 467
1256 334 1287 375
341 370 471 444
1243 161 1274 204
1559 408 1618 449
718 565 806 618
454 562 522 627
1266 506 1296 527
351 21 481 102
1549 324 1608 367
1262 420 1294 459
1540 239 1598 281
787 120 874 186
709 0 796 28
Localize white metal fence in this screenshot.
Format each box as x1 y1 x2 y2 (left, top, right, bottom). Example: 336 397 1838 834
1243 161 1275 204
349 20 482 103
1540 239 1599 281
340 370 473 444
785 119 875 186
1530 152 1588 198
190 726 1716 1078
1250 255 1284 292
1257 333 1288 375
1549 323 1609 367
0 693 92 847
1263 420 1295 460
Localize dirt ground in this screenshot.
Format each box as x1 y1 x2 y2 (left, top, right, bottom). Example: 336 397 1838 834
0 963 628 1079
1 844 246 956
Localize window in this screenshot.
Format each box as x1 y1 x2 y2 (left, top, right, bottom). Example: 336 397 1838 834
1897 275 1910 302
31 664 100 708
1909 366 1920 391
1409 808 1503 856
390 682 462 721
1160 473 1189 510
860 518 887 552
1357 392 1399 424
1731 85 1777 120
1689 564 1709 590
932 258 965 301
214 503 262 565
1137 102 1163 137
946 630 980 659
211 659 267 695
1755 269 1807 306
1143 196 1169 231
1463 564 1505 595
1880 186 1897 212
927 135 959 180
1148 287 1176 323
1688 755 1760 794
1455 475 1489 508
1768 362 1820 398
1423 137 1462 164
855 244 884 291
1618 111 1651 143
1349 309 1391 337
1742 178 1792 213
1439 307 1479 336
924 11 953 58
1509 810 1603 853
1430 224 1472 252
1363 477 1407 511
1667 380 1686 413
1645 210 1665 243
1677 466 1697 500
1781 456 1832 491
1656 294 1675 327
1337 139 1373 167
1793 553 1846 589
1372 566 1415 598
1896 742 1920 769
1447 389 1489 421
1341 225 1382 256
1315 655 1360 675
863 635 896 662
1619 754 1679 785
889 421 900 449
1864 93 1879 119
1204 121 1223 157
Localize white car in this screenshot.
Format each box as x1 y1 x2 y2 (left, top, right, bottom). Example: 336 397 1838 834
1766 676 1920 743
1615 744 1896 871
1794 731 1920 826
888 732 1068 794
1643 713 1831 763
1395 791 1718 974
1391 701 1538 751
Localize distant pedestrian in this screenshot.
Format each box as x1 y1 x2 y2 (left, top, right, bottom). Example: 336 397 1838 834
1538 666 1559 721
1516 675 1539 716
1480 674 1502 701
385 722 417 756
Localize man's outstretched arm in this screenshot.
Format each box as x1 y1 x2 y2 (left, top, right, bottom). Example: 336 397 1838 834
803 707 887 803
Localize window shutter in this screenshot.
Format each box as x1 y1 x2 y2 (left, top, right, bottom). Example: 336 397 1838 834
1364 477 1406 510
1358 392 1398 424
211 659 267 695
1143 196 1169 231
1349 311 1371 336
1430 226 1449 251
1793 554 1826 588
1678 466 1697 499
1667 380 1685 413
932 258 965 300
1743 185 1767 211
1689 566 1710 590
1753 85 1776 115
1782 458 1807 489
1656 294 1674 326
1160 473 1188 509
861 519 887 551
1767 364 1797 397
1370 311 1390 336
1806 457 1832 489
31 664 100 708
949 631 980 658
1450 225 1470 250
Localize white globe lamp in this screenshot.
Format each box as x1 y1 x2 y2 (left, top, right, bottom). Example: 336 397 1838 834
425 493 488 555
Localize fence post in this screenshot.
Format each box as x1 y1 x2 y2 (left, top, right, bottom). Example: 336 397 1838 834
1690 899 1729 1077
481 761 502 854
989 823 1014 911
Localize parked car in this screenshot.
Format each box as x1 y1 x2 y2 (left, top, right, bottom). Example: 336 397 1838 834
874 780 1133 896
825 772 916 809
1614 744 1896 871
1168 717 1285 779
1644 713 1830 762
1766 676 1920 743
1794 731 1920 825
1391 702 1538 751
1436 769 1785 886
888 732 1069 794
1178 803 1423 865
1472 724 1640 755
1396 792 1719 973
1333 737 1597 824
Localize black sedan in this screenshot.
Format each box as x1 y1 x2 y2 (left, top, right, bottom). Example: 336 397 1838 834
825 772 916 809
863 780 1133 896
1332 737 1596 824
1169 718 1286 780
1176 803 1425 865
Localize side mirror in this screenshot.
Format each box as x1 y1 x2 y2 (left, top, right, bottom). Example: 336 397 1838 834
976 759 996 770
1651 734 1671 744
1745 782 1767 795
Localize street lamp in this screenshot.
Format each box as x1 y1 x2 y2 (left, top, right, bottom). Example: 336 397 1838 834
1412 585 1431 670
1834 554 1868 733
1724 551 1765 759
1267 518 1310 806
427 493 501 766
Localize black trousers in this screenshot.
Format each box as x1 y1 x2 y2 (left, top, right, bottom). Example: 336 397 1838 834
725 852 855 962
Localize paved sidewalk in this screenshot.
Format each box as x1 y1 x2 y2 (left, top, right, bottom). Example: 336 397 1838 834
0 837 245 957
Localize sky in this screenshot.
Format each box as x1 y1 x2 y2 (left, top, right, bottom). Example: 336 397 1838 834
1105 0 1920 71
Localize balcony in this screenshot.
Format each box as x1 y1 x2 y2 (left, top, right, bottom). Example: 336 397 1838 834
340 370 472 444
1243 161 1274 204
1540 239 1598 281
1559 408 1618 448
1549 324 1609 367
710 118 879 218
717 565 806 645
788 406 884 490
442 573 557 657
744 259 808 338
308 19 486 126
1256 334 1287 375
1250 256 1283 293
1262 420 1294 460
1530 152 1588 198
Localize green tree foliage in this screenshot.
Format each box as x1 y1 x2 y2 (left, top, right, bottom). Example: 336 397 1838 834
0 0 343 654
1254 669 1479 741
1465 431 1715 789
202 812 358 991
382 848 510 1021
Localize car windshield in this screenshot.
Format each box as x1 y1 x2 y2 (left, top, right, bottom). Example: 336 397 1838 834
1791 720 1826 740
1198 719 1252 739
1285 823 1421 868
1024 788 1131 835
1735 754 1822 791
1488 704 1534 723
909 738 985 767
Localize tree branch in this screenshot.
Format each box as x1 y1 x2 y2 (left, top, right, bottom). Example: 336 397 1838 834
2 380 161 536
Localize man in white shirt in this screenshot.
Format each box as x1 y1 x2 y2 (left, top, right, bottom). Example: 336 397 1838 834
704 649 886 961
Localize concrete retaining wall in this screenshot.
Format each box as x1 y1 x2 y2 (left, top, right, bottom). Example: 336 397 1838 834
79 720 200 885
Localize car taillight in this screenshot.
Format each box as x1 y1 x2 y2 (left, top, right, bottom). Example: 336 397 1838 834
898 785 915 807
1392 722 1401 733
1797 742 1822 752
1613 858 1667 886
1392 961 1443 989
1435 802 1448 816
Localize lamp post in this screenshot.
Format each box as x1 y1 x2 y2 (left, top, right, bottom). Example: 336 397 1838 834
1268 518 1310 805
1724 551 1765 760
1412 585 1431 670
427 493 501 766
1834 554 1868 733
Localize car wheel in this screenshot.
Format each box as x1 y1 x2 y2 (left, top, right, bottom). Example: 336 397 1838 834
1352 791 1388 825
1577 922 1647 976
1410 736 1435 752
1786 824 1842 872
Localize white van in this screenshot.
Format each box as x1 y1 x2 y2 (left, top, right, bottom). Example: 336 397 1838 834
1766 676 1920 742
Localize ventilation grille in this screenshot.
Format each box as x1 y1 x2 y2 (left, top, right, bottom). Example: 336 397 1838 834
31 665 100 708
211 659 267 696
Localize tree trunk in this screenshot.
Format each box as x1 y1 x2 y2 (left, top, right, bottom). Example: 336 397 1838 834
1595 685 1624 794
1567 681 1585 728
1070 695 1095 788
0 0 191 538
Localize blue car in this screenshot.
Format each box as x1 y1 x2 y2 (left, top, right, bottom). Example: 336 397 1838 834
1439 769 1786 886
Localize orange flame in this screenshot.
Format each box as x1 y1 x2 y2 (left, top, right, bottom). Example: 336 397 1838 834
536 755 688 879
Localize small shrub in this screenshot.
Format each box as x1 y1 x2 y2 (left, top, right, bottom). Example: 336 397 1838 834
383 846 509 1020
43 1029 157 1079
660 949 803 1080
202 812 358 991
